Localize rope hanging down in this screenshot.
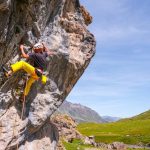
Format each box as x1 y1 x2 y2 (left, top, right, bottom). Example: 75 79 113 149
14 76 28 150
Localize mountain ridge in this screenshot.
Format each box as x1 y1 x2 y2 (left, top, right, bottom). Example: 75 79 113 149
102 116 121 122
57 101 120 123
57 101 104 123
120 109 150 122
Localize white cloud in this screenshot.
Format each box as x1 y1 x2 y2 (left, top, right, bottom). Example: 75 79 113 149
81 0 129 16
82 71 150 87
69 87 120 97
85 0 150 46
70 0 150 117
91 26 150 46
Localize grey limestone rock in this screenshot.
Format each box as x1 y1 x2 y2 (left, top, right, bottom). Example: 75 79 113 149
0 0 96 149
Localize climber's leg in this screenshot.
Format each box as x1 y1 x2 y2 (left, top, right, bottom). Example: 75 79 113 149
24 77 36 96
41 75 47 84
11 61 39 80
11 61 39 97
6 61 35 77
11 61 36 75
6 61 40 97
4 70 13 77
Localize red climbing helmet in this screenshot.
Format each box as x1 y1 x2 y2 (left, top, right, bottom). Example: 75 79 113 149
33 43 43 53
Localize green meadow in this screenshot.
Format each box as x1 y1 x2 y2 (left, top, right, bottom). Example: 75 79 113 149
63 139 149 150
77 110 150 145
63 139 98 150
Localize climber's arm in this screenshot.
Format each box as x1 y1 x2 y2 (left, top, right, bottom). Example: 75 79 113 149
47 49 57 56
19 44 29 58
42 43 56 56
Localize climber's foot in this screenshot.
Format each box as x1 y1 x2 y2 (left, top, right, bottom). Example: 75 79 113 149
2 66 8 77
2 66 12 77
4 72 10 78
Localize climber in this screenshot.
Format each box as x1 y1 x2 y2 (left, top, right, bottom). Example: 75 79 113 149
4 42 56 98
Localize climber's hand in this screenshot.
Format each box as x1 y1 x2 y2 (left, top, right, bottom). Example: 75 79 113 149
19 44 24 50
51 51 57 55
48 50 57 56
41 42 57 55
42 42 47 52
19 44 29 58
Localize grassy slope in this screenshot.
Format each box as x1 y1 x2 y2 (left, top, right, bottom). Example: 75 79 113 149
63 139 98 150
123 110 150 121
77 110 150 145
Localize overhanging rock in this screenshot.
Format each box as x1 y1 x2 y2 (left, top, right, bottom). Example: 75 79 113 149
0 0 96 149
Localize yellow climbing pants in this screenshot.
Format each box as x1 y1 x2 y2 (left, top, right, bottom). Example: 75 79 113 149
11 61 47 96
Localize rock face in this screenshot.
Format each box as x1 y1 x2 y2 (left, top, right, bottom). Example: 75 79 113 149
84 136 96 147
52 114 83 149
108 142 127 150
0 0 95 149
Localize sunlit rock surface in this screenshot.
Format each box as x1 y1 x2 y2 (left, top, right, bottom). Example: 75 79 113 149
0 0 96 149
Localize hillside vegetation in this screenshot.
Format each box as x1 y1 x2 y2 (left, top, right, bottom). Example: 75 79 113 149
77 110 150 145
122 110 150 121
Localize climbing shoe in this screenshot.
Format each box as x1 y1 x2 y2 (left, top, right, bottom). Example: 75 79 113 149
2 66 10 77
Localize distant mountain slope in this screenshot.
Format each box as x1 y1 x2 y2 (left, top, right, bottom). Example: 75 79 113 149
121 109 150 121
102 116 121 122
131 109 150 120
57 101 105 123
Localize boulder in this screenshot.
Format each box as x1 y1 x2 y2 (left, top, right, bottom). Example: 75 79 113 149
109 142 127 150
0 0 95 149
52 114 83 143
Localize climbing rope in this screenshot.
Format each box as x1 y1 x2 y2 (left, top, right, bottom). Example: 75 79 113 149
13 76 28 150
16 94 26 150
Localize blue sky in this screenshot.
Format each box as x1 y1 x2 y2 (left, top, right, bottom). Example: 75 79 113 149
67 0 150 118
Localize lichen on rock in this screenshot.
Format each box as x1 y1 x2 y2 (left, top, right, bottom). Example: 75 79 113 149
0 0 96 149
